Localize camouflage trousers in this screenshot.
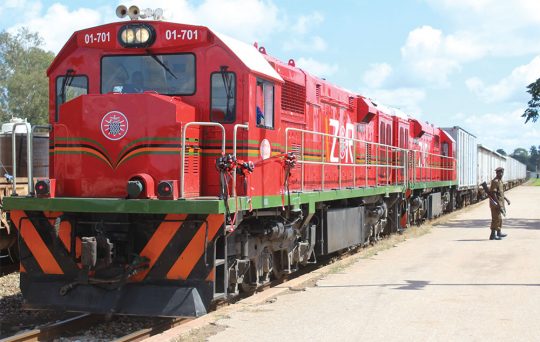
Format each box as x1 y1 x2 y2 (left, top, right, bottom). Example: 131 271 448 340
490 206 502 231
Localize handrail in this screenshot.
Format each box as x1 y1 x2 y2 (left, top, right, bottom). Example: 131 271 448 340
11 122 31 196
232 123 249 197
285 127 409 190
285 127 456 190
29 125 52 195
409 149 455 184
181 122 225 198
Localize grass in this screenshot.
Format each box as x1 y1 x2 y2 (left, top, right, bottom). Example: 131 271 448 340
531 178 540 186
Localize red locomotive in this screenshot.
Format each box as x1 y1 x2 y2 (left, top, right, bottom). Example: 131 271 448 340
5 5 456 317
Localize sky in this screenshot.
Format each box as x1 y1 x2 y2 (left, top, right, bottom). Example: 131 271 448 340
1 0 539 154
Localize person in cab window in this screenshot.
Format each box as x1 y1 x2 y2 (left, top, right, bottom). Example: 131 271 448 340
106 66 129 93
256 81 265 126
256 106 264 125
123 71 145 93
171 62 194 93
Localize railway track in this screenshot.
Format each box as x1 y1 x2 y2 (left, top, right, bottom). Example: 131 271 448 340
1 314 103 342
114 318 192 342
1 315 194 342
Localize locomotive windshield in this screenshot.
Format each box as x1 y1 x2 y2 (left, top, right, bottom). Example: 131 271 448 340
101 53 195 95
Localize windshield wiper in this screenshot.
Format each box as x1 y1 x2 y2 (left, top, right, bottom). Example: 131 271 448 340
220 66 234 117
60 69 75 103
146 50 177 79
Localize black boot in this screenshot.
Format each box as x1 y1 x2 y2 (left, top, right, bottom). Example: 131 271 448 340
497 230 507 238
490 230 501 240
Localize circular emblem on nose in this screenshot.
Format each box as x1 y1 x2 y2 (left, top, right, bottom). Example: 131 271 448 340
260 139 271 160
101 111 128 140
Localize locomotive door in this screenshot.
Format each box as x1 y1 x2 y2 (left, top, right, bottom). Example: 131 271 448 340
378 118 392 185
393 120 409 185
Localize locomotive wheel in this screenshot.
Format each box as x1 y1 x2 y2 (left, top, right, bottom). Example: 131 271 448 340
8 243 19 263
272 250 285 280
240 282 257 293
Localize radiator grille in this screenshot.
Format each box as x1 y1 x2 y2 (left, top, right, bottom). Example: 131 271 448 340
281 81 306 114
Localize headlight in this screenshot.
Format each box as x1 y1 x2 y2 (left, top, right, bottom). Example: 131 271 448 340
121 28 135 44
135 27 150 43
119 24 155 48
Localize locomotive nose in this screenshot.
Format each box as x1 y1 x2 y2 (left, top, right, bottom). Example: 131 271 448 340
54 93 197 198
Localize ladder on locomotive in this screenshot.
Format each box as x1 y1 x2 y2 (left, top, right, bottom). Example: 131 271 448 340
213 227 227 299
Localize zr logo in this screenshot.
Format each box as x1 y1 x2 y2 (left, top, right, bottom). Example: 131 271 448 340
329 119 355 163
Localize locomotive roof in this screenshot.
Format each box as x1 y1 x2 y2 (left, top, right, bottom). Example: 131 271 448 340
373 102 408 119
48 21 283 83
212 32 283 83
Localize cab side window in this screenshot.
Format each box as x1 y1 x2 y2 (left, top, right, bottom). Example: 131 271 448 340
256 79 274 129
210 72 236 123
55 75 88 121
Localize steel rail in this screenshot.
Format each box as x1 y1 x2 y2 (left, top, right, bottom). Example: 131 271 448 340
1 314 104 342
113 318 193 342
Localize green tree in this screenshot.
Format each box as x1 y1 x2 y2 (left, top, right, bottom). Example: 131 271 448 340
511 147 529 163
0 28 54 125
531 145 540 172
496 148 507 156
523 78 540 123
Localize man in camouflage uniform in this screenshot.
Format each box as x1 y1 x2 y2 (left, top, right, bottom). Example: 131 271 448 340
489 167 511 240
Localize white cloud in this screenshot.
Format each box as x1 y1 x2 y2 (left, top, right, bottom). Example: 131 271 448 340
126 0 281 44
400 1 540 86
401 26 467 86
186 0 281 43
4 2 112 52
462 107 539 152
422 0 540 56
296 57 338 78
7 3 106 52
282 11 327 53
362 63 392 88
291 12 324 35
466 56 540 103
282 36 326 52
6 0 283 53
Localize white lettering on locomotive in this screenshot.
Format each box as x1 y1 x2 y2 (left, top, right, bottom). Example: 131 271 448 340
329 119 355 163
84 31 111 45
329 119 340 163
418 140 428 167
165 29 199 41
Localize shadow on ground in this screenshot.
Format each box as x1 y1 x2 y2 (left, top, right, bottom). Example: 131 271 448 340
315 280 540 291
435 218 540 230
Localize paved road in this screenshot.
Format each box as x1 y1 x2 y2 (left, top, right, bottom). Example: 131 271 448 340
206 185 540 342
